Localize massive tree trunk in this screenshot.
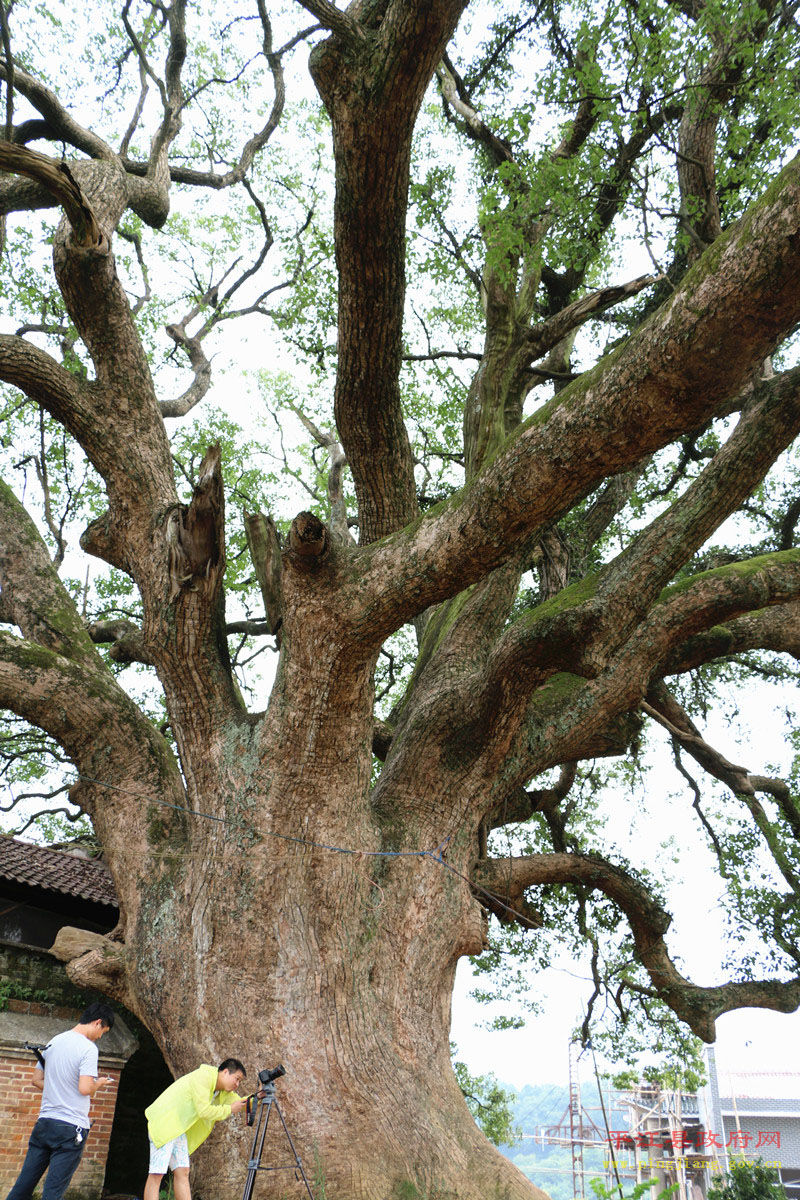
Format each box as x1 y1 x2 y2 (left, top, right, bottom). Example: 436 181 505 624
54 493 538 1198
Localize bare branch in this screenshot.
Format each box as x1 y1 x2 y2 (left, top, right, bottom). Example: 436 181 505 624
118 36 151 159
159 181 280 419
121 0 170 110
120 0 287 198
403 349 482 363
487 763 579 835
224 619 274 638
525 274 660 363
160 319 212 420
87 619 154 666
117 225 152 316
436 58 514 168
285 401 353 545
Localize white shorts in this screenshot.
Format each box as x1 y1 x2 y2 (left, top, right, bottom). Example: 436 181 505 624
149 1132 190 1173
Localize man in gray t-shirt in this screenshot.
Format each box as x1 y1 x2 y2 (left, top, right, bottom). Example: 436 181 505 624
5 1002 116 1200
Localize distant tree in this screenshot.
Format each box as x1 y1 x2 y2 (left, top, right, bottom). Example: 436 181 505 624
453 1052 522 1148
708 1160 787 1200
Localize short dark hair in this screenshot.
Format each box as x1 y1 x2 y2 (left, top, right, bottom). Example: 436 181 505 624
80 1002 115 1030
218 1058 246 1076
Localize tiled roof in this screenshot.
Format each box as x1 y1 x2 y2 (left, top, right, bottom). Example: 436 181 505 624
0 837 118 908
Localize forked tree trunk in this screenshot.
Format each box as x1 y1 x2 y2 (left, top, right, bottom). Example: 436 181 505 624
90 616 541 1200
119 791 539 1200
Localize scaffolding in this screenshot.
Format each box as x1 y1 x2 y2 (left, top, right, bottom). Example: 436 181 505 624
534 1046 800 1200
534 1042 711 1200
540 1040 615 1199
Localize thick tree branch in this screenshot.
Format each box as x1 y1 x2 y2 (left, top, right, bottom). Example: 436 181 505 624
376 369 800 832
353 154 800 641
664 601 800 675
309 0 468 542
294 0 365 48
0 141 105 248
598 364 800 623
0 630 176 812
676 0 779 259
0 62 115 161
0 476 101 665
0 333 87 415
0 619 187 1016
448 550 800 823
464 273 657 483
0 326 174 564
0 167 181 560
472 852 800 1039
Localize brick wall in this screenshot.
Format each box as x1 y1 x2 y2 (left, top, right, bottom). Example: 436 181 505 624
0 943 170 1200
0 1046 121 1198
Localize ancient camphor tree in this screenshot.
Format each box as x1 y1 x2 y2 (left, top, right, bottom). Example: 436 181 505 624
2 0 800 1196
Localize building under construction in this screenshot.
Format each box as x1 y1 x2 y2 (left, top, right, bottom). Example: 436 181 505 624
531 1044 800 1200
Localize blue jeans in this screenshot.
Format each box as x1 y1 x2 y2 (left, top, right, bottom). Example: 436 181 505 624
6 1117 87 1200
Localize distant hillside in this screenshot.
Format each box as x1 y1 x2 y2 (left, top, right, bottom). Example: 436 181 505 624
497 1080 630 1200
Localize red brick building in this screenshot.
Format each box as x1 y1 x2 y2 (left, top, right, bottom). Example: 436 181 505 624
0 836 170 1199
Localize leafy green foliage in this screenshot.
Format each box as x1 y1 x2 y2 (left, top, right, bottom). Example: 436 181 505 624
707 1160 787 1200
589 1177 673 1200
607 1035 707 1094
452 1049 522 1147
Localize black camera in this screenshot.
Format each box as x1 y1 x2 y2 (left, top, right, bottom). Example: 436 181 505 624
246 1065 287 1126
258 1064 286 1086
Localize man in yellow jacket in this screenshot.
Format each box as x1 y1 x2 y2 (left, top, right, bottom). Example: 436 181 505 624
143 1059 248 1200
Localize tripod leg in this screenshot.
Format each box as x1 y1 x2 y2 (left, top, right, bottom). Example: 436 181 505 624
241 1097 274 1200
272 1100 315 1200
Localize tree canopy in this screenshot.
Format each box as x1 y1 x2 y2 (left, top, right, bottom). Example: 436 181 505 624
1 0 800 1197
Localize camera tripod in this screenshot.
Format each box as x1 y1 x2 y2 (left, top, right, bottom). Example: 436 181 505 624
241 1081 315 1200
